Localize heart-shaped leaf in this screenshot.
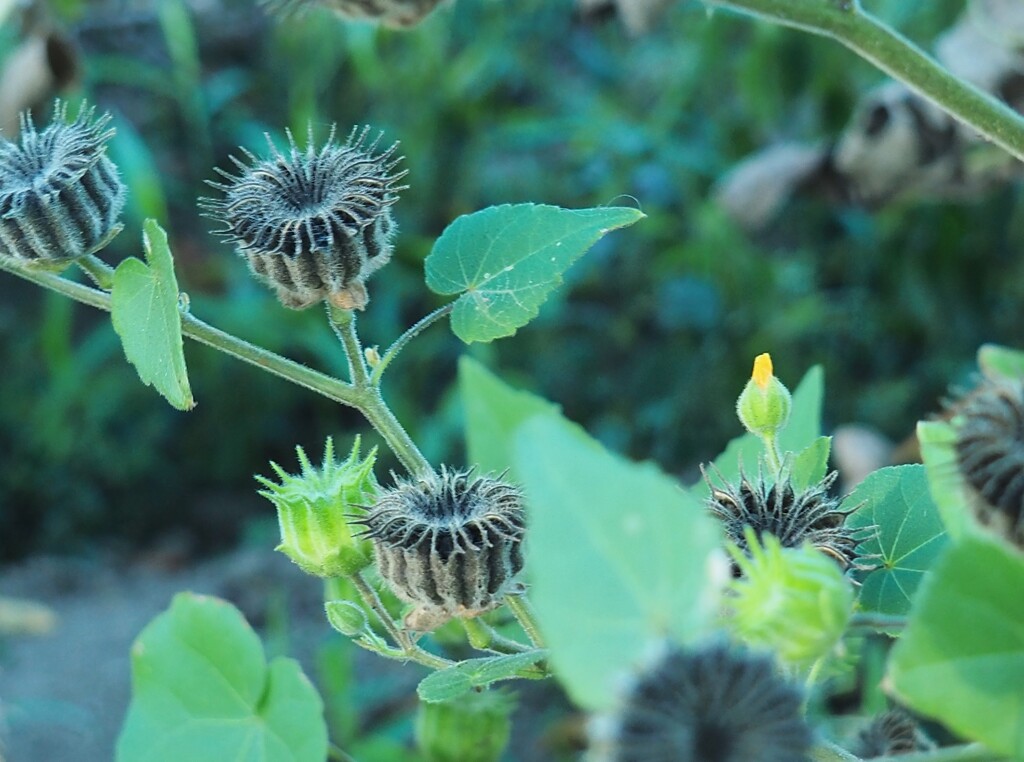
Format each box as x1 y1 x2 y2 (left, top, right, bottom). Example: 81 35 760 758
111 219 194 410
116 592 326 762
425 203 644 343
889 536 1024 758
515 414 723 710
845 465 948 624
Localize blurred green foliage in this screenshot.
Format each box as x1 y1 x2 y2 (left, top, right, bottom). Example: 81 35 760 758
3 0 1021 558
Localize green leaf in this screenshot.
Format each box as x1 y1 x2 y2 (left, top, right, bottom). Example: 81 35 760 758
425 204 644 343
416 651 547 703
978 343 1024 382
111 219 194 410
889 536 1024 757
460 356 592 478
790 436 831 492
515 414 722 711
117 592 326 762
917 420 970 539
698 365 824 494
845 465 948 624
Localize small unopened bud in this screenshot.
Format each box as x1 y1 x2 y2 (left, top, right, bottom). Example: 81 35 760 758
736 353 792 437
325 599 370 637
416 690 515 762
727 527 854 669
257 437 378 578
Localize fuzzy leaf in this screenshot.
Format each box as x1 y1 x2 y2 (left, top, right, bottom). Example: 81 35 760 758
889 536 1024 757
416 651 547 703
515 414 723 711
116 593 326 762
111 219 194 410
845 465 948 623
790 436 831 492
917 420 970 539
425 204 644 343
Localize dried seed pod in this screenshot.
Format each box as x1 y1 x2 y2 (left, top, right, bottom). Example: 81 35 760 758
201 125 406 310
264 0 446 29
705 468 869 572
589 643 813 762
357 468 525 631
953 379 1024 549
0 101 124 264
852 708 929 758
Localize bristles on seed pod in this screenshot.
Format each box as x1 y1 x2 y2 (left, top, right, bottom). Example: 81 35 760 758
852 708 930 758
704 467 870 572
0 101 125 264
263 0 446 28
200 125 407 310
356 468 525 630
953 379 1024 549
589 642 813 762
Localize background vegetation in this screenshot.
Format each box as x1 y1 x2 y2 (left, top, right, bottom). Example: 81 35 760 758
2 0 1017 559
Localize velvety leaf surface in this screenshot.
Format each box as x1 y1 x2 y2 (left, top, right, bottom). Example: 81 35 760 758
917 420 970 539
515 414 722 710
978 343 1024 382
111 219 194 410
425 203 644 343
790 435 831 492
889 536 1024 758
417 651 547 703
116 593 326 762
846 465 948 622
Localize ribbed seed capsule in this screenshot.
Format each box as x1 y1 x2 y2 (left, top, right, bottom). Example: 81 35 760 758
0 101 125 264
357 469 525 631
705 468 869 572
264 0 446 28
953 379 1024 549
200 125 406 310
852 708 928 758
589 643 813 762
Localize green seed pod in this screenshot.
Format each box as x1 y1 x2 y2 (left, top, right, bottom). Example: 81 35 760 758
727 528 854 670
201 125 405 310
324 599 370 637
264 0 446 28
0 101 125 264
953 379 1024 550
705 468 869 572
589 642 813 762
257 437 378 578
736 353 792 438
357 468 526 631
415 690 515 762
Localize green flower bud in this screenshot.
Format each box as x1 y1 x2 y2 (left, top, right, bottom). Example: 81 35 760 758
727 527 854 670
257 436 378 577
736 353 792 437
415 690 515 762
324 600 369 637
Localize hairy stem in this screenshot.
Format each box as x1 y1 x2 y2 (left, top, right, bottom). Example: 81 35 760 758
849 612 907 632
462 617 533 654
504 593 546 649
703 0 1024 162
370 302 454 385
327 305 371 388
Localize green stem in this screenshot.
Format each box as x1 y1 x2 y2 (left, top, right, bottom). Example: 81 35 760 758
703 0 1024 163
77 254 115 290
462 617 532 655
370 302 454 385
327 744 357 762
849 612 907 633
810 740 861 762
358 387 434 477
327 305 370 388
504 593 545 649
761 431 783 477
872 745 1006 762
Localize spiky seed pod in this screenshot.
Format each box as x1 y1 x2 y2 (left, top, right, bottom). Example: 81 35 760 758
852 708 929 758
953 379 1024 549
264 0 446 28
357 468 525 631
200 125 406 310
589 643 813 762
705 468 868 572
0 101 125 264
